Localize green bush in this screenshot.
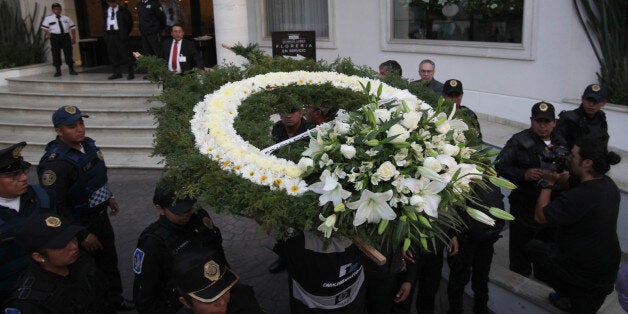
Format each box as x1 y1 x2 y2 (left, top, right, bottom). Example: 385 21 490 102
0 1 47 69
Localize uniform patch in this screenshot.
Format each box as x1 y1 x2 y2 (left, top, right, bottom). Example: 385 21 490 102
204 260 220 281
133 248 145 274
64 105 76 114
45 216 62 227
97 150 104 161
5 308 21 314
41 170 56 186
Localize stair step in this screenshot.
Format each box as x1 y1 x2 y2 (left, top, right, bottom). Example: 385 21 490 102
0 124 156 146
6 76 162 94
0 107 157 127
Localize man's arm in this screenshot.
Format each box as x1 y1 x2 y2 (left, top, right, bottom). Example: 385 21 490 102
133 239 172 314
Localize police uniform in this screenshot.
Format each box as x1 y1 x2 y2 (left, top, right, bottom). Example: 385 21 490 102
40 3 77 76
133 210 227 313
3 213 115 313
36 106 129 309
496 102 566 277
0 142 55 304
556 84 609 148
172 247 263 314
138 0 166 57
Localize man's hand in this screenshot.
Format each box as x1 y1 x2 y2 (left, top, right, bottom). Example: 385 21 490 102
524 168 544 181
448 236 459 256
81 233 103 251
109 197 120 216
401 250 415 264
394 282 412 303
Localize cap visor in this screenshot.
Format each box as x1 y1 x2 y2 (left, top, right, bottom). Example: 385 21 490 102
583 94 603 102
45 225 83 249
168 199 195 215
59 114 89 126
189 268 240 303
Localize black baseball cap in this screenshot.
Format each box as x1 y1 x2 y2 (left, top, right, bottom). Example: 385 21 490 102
52 105 89 127
0 142 31 174
582 84 608 102
173 248 239 303
17 213 84 252
531 101 555 121
153 186 197 215
443 79 463 95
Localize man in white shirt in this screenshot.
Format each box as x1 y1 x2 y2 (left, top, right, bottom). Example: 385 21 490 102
40 3 77 77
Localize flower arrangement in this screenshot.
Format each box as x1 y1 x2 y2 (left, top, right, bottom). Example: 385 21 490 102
190 70 514 250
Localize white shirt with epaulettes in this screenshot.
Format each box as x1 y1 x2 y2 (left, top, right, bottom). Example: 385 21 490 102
41 14 76 34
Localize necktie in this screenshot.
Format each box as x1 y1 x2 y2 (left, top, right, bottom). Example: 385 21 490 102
111 8 115 20
57 15 65 33
172 41 178 71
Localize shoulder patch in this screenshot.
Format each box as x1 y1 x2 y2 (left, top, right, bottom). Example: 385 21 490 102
5 308 21 314
41 170 57 187
133 248 145 274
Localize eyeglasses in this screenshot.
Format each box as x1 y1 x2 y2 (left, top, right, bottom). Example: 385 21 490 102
0 168 29 180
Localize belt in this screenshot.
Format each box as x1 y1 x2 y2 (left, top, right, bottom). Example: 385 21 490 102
106 30 120 34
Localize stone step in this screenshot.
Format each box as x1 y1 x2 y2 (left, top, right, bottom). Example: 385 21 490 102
1 124 156 146
5 142 162 169
0 87 158 106
6 76 162 94
0 106 157 127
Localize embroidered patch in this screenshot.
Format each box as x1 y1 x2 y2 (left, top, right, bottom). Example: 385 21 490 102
41 170 57 186
133 248 145 274
592 84 600 91
64 105 76 114
204 260 220 281
45 216 62 227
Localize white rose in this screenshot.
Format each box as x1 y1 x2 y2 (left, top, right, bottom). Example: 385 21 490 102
297 157 313 171
401 111 421 130
376 161 399 181
441 144 460 156
374 109 391 123
340 144 357 159
334 121 350 135
387 124 410 143
423 156 442 172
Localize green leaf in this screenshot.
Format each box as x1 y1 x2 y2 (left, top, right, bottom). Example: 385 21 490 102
488 207 515 221
488 176 516 190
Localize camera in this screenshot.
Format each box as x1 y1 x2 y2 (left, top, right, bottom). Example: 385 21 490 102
539 145 570 172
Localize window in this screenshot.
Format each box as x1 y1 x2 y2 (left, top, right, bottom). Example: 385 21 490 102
383 0 536 60
265 0 329 38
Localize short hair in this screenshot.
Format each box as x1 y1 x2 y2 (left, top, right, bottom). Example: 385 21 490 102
419 59 436 69
171 24 184 31
379 60 402 76
576 139 621 175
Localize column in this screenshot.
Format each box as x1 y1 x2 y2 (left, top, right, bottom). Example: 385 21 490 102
213 0 250 66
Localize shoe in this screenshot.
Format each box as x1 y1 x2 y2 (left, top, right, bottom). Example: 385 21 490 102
268 257 287 273
108 73 122 80
548 292 571 312
53 71 61 77
127 73 135 80
69 68 78 75
116 298 135 311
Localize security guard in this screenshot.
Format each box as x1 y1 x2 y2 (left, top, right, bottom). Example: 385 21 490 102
133 182 227 313
556 84 609 148
3 213 115 313
40 3 78 77
104 0 135 80
138 0 167 57
496 101 566 278
37 105 134 311
442 79 483 146
0 142 55 304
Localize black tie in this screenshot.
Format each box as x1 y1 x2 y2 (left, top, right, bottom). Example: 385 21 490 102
111 8 115 20
57 15 65 33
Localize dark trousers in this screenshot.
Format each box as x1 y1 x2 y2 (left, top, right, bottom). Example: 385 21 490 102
525 240 613 314
394 250 444 314
509 208 554 277
447 236 497 314
141 33 162 58
50 33 73 67
80 210 123 304
105 31 132 74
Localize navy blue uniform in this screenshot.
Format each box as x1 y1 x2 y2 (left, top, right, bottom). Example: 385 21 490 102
556 104 609 148
0 186 54 303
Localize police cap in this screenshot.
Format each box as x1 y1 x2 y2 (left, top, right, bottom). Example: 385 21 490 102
173 247 239 303
17 213 84 253
0 142 31 174
52 105 89 127
531 101 555 121
442 79 463 95
582 84 608 102
153 185 197 215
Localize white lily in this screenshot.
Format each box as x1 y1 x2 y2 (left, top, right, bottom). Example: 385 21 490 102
405 177 446 218
347 189 396 226
317 214 338 238
308 170 352 206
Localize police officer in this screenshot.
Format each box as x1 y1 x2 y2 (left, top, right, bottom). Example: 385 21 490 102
173 247 263 314
496 101 566 278
138 0 167 58
133 181 227 313
442 79 483 146
40 3 78 77
0 142 55 304
3 213 115 313
556 84 609 148
37 105 134 311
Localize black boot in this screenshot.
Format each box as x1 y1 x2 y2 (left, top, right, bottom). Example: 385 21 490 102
108 67 122 80
54 66 61 77
127 66 135 80
68 64 78 75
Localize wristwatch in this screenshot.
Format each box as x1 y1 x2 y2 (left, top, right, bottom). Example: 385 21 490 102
537 179 553 190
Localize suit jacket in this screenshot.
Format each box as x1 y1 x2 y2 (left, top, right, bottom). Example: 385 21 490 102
162 38 203 73
103 6 133 39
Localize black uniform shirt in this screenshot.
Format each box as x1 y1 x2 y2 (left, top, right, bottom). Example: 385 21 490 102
556 104 609 148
